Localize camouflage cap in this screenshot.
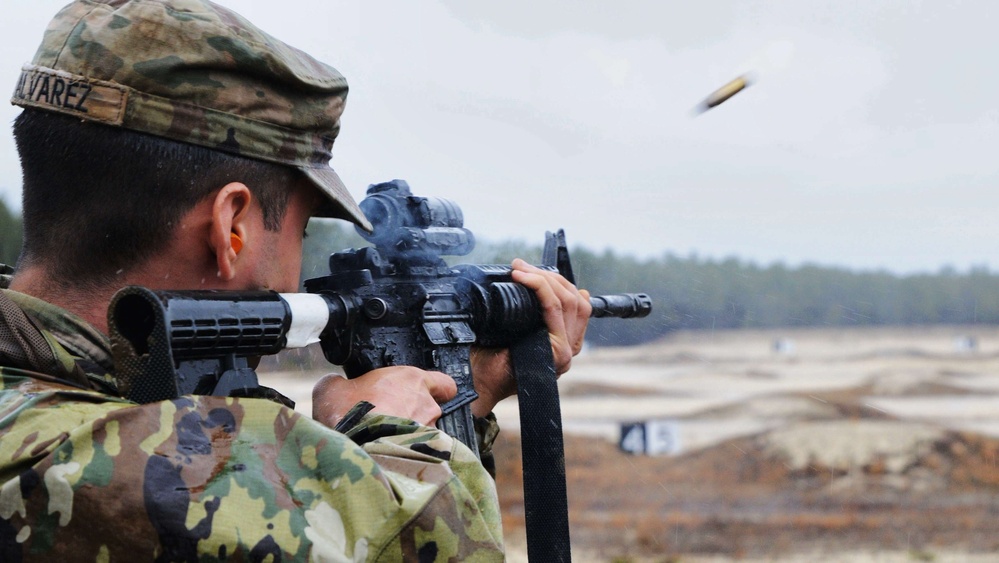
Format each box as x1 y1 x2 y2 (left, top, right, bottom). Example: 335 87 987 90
11 0 372 231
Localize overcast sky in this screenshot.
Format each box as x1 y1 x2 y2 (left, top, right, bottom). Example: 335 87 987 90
2 1 998 274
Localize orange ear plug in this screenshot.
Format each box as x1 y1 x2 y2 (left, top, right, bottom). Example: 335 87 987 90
230 232 243 254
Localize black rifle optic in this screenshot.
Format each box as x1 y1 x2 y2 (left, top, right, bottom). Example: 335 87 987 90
108 179 652 454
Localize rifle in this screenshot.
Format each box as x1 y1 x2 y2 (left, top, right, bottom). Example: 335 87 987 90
108 179 651 562
108 179 651 453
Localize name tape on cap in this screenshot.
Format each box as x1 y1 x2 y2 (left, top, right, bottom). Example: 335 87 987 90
11 65 127 126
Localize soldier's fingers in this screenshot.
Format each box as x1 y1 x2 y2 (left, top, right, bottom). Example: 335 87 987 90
411 396 444 426
513 276 576 372
512 259 589 319
510 264 568 336
511 259 593 371
511 259 576 290
424 370 458 404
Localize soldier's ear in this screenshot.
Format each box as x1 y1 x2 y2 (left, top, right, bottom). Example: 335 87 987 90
209 182 252 281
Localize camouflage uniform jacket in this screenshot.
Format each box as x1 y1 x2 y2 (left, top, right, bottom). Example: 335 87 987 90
0 290 505 561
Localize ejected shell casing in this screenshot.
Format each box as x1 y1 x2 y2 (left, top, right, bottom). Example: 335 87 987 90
697 74 752 112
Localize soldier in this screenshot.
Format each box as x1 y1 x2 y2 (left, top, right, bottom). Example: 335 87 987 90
0 0 590 560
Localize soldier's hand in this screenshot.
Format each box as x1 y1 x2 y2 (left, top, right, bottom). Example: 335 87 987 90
470 259 591 417
313 367 457 428
511 259 592 373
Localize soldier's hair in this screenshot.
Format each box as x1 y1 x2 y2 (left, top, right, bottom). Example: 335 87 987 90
12 109 295 288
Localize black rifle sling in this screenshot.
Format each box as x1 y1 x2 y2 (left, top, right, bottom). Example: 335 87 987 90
511 328 572 562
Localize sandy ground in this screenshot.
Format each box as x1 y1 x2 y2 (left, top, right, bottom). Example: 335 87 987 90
260 325 999 562
528 326 999 455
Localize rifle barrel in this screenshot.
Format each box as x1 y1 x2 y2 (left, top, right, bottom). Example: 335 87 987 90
589 293 652 319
